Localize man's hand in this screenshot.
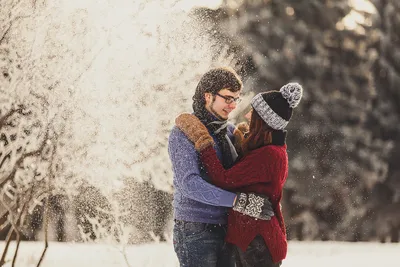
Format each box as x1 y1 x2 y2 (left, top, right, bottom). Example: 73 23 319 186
233 192 274 220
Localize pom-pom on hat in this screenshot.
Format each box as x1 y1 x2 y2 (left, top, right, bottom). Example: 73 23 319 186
250 83 303 130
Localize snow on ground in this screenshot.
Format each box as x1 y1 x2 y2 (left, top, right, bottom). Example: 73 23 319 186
0 241 398 267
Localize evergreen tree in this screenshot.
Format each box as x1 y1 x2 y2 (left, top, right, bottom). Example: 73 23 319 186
370 0 400 193
366 0 400 242
199 0 393 241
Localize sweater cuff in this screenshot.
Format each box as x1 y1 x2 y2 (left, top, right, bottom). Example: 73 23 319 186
220 191 237 207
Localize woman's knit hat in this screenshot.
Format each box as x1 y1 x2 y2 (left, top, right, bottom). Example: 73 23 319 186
251 83 303 130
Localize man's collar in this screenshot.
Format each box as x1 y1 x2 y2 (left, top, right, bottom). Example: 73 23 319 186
195 109 226 123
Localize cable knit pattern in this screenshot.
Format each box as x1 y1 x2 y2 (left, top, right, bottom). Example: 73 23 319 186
251 93 289 130
200 144 289 263
168 126 237 224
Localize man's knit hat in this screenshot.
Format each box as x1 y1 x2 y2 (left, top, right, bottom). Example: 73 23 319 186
251 83 303 130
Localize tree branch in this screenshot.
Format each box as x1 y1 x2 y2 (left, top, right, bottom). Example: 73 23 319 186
0 225 14 266
0 190 30 267
0 108 22 130
0 125 49 189
0 24 11 45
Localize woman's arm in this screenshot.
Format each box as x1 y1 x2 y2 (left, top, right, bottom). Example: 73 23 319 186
200 145 282 190
175 113 284 190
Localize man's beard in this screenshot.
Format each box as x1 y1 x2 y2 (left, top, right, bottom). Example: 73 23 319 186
210 104 227 121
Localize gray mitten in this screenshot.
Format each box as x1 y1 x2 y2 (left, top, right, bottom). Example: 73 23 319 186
233 192 275 220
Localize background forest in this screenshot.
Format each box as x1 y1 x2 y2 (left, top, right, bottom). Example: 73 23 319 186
196 0 400 242
0 0 399 251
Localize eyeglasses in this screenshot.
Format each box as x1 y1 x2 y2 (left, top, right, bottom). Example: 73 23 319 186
215 93 242 104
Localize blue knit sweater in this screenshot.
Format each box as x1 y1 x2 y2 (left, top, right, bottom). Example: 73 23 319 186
168 123 237 224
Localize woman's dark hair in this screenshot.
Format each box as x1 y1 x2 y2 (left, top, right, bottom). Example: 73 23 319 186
241 109 273 156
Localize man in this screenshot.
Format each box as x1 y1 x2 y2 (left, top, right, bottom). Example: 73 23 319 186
168 67 274 267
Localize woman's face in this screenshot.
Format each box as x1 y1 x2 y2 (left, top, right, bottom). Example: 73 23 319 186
244 109 253 122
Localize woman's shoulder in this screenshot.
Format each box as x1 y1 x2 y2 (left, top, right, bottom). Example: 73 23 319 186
260 144 286 152
253 145 287 159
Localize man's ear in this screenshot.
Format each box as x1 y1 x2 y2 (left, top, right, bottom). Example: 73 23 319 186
204 93 212 102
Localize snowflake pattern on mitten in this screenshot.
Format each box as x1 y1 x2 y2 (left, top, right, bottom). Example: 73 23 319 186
244 193 264 217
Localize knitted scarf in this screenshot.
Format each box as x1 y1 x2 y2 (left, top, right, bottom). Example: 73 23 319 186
193 109 238 168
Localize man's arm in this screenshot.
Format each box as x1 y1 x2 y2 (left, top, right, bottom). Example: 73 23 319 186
168 127 236 207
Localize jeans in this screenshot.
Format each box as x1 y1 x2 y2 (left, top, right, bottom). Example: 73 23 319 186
173 220 235 267
234 235 282 267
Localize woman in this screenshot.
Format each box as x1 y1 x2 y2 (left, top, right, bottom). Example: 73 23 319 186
175 83 303 267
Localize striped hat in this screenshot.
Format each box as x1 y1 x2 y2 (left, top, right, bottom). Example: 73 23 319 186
251 83 303 130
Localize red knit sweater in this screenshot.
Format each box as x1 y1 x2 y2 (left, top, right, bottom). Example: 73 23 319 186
200 144 288 263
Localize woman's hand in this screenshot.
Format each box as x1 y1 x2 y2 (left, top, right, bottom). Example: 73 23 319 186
175 113 214 151
233 122 249 153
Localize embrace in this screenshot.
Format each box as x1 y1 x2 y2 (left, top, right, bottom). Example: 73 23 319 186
168 67 303 267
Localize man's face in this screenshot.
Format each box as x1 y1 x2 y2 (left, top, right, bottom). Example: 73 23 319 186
205 88 241 120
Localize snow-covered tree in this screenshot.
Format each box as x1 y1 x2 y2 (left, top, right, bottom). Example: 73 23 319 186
1 0 239 244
